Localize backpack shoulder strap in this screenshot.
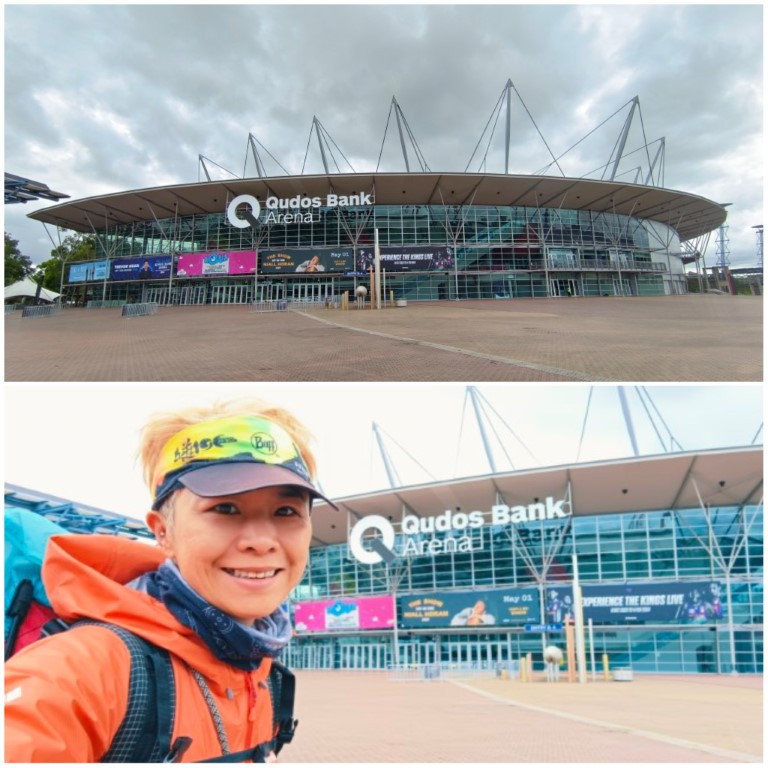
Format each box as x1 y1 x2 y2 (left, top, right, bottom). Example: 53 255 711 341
66 622 176 763
266 660 298 756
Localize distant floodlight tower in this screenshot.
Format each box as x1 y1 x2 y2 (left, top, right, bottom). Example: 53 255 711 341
752 225 763 268
715 204 732 270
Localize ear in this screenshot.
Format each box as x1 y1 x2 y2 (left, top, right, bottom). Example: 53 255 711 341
146 510 175 557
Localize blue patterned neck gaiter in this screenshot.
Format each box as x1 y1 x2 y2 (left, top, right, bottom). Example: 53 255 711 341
143 560 292 671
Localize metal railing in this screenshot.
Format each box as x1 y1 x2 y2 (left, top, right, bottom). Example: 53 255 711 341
546 258 668 273
388 660 521 682
21 304 62 318
121 302 158 317
249 298 333 313
87 299 127 309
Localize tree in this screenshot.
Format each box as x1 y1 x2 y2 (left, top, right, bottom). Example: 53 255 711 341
43 233 99 292
5 233 34 286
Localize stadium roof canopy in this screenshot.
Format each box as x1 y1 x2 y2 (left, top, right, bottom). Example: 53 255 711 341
309 446 763 546
27 172 726 242
5 172 69 204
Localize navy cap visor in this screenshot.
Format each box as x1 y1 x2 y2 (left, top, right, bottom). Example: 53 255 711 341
176 462 339 510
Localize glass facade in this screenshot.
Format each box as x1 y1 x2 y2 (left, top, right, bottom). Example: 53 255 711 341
65 203 684 304
286 504 763 674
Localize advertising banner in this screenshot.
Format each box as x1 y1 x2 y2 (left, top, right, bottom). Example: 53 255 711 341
68 261 109 283
293 595 395 633
580 581 725 624
357 245 453 273
111 255 172 281
176 250 256 277
399 587 539 629
258 247 354 274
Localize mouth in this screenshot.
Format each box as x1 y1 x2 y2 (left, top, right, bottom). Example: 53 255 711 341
223 567 283 581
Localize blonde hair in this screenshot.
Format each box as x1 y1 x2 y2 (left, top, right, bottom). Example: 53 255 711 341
138 398 318 506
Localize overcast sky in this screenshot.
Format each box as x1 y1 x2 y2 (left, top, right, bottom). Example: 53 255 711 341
4 3 763 268
5 383 763 522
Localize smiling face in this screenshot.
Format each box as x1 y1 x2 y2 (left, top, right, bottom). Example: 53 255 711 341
146 485 312 624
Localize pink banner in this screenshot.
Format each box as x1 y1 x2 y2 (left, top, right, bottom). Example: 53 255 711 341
293 595 395 633
176 250 256 277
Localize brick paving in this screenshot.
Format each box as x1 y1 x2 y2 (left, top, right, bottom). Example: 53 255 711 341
4 295 762 382
282 671 762 763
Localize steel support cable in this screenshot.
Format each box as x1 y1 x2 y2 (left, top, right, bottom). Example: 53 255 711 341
375 423 437 483
633 386 672 452
634 99 656 182
375 99 396 173
476 389 540 464
475 396 513 471
453 389 471 477
299 121 316 175
312 120 342 174
317 120 356 174
401 113 430 172
750 423 763 445
245 134 290 177
575 387 594 462
600 128 626 182
478 98 506 174
198 155 239 180
533 98 635 176
508 81 565 177
638 386 684 451
464 87 506 173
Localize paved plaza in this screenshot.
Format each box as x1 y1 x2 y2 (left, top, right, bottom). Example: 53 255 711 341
283 671 762 763
4 295 762 382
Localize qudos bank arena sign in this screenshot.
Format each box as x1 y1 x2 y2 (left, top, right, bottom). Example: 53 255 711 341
349 497 572 565
227 191 374 227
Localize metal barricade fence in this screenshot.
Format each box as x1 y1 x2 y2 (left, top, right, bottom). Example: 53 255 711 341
87 300 127 309
249 300 288 313
5 305 22 314
388 661 520 683
121 302 159 317
21 304 62 318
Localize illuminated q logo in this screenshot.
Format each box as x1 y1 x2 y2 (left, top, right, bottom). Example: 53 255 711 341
226 194 261 228
349 515 396 565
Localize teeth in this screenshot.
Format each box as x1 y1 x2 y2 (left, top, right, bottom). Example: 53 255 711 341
228 569 276 580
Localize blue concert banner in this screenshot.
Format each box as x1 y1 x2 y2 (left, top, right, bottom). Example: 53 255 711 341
111 255 172 281
68 260 109 282
580 581 725 624
357 245 453 273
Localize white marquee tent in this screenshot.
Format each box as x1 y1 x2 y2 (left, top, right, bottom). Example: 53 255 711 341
4 277 60 304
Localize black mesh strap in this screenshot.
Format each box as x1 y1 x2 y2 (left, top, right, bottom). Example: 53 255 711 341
267 661 298 755
67 622 175 763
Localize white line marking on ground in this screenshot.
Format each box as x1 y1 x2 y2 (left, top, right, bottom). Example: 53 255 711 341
447 680 761 763
293 311 602 381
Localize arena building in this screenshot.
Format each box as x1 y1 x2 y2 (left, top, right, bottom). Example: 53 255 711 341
6 444 763 676
26 91 727 304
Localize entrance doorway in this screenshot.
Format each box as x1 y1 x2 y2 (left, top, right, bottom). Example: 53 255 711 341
254 282 285 302
288 280 334 302
550 278 577 297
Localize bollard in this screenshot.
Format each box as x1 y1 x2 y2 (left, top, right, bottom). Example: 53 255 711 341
602 653 610 681
520 656 527 683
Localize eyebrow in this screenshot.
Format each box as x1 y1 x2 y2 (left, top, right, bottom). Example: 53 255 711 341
275 487 311 501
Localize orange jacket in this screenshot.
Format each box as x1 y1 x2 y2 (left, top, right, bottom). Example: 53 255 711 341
5 534 276 763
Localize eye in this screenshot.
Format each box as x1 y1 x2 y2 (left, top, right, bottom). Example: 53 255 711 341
275 504 305 518
209 502 239 515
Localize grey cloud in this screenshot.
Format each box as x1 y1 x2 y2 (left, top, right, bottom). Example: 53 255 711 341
4 4 762 266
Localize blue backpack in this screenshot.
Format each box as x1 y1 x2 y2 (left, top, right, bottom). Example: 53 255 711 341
4 507 297 763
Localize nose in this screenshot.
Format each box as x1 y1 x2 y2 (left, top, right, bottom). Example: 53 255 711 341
235 516 279 554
